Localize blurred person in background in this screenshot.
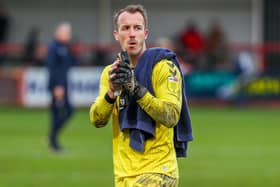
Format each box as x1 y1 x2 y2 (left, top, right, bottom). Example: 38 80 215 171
0 4 10 65
89 4 193 187
217 51 259 103
46 22 76 152
178 20 206 70
156 37 192 75
205 20 230 71
22 26 41 66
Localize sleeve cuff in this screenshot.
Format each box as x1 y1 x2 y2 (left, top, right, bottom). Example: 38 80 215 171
104 92 116 104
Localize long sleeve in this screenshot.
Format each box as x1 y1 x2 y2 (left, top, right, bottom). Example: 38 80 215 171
137 60 182 128
89 65 114 128
46 45 58 91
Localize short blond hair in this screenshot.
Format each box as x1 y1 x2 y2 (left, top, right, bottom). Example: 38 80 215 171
54 22 72 41
113 4 148 30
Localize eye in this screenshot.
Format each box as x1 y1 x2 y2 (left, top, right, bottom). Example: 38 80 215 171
135 25 143 31
121 25 130 31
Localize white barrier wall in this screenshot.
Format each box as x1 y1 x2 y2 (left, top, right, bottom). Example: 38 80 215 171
68 67 103 106
22 68 50 107
21 67 103 107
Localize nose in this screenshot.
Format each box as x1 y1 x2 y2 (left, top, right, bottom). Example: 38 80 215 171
128 28 136 38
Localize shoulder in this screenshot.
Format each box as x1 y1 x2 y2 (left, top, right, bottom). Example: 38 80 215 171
48 40 57 48
47 41 58 53
153 59 180 77
152 59 181 84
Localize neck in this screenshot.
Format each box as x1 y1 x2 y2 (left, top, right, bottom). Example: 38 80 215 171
130 45 147 68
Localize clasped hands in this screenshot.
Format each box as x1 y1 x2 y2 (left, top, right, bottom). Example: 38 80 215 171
109 58 147 100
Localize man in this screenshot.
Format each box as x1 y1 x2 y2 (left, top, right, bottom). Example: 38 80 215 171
46 22 76 152
89 4 193 187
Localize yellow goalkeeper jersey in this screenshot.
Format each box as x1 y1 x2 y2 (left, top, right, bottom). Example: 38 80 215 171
89 59 182 180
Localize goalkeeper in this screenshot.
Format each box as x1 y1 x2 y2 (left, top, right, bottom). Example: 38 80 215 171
89 4 193 187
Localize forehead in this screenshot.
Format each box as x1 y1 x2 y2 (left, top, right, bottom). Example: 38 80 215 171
117 11 145 27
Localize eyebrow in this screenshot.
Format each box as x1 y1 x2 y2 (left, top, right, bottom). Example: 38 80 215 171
120 23 144 27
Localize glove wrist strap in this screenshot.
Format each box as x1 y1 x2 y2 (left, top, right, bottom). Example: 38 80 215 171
133 85 147 100
104 92 116 104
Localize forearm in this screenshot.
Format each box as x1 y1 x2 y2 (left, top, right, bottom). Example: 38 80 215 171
137 92 180 128
89 94 114 128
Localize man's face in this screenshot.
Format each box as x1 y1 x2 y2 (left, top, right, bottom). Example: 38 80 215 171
56 26 72 43
114 11 148 56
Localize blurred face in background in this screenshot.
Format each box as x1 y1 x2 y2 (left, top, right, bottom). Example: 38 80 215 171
114 11 148 57
55 23 72 44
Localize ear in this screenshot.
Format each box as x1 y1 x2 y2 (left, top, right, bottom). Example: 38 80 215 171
113 30 119 41
144 29 149 40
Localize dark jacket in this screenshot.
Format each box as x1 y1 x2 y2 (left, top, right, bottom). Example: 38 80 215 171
46 40 76 92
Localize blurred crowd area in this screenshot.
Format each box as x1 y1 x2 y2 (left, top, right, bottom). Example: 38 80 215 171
0 20 262 77
0 3 262 77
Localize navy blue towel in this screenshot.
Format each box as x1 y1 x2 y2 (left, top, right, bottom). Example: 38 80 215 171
118 47 193 157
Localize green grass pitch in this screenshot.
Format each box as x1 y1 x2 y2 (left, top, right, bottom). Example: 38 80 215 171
0 106 279 187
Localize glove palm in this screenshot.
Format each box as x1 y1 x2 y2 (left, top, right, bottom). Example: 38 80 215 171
111 62 147 100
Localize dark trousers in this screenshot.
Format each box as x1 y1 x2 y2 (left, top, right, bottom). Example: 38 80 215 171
49 96 73 148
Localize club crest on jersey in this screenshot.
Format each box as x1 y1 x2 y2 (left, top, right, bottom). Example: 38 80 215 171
119 92 130 110
167 76 179 92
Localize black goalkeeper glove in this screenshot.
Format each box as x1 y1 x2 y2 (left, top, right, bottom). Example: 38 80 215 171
110 62 131 84
111 53 147 100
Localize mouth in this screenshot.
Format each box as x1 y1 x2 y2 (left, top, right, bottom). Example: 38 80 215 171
127 41 137 48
